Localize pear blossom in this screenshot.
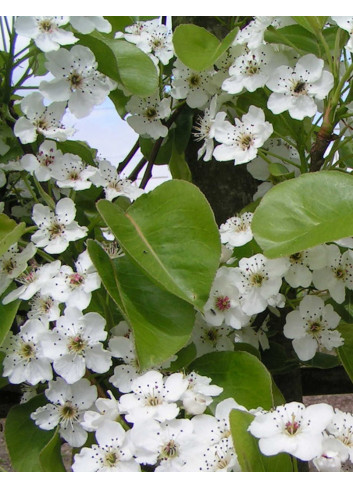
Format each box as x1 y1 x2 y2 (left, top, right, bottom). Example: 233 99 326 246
41 307 112 384
122 19 160 45
312 244 353 303
0 242 37 296
1 318 52 385
50 153 96 190
31 198 87 254
15 16 77 52
40 45 116 118
283 295 343 361
326 409 353 462
69 16 112 34
109 333 139 393
171 59 216 109
313 435 349 472
20 140 63 182
233 253 289 315
27 293 61 322
266 54 334 120
283 244 328 288
2 260 61 305
181 372 223 415
130 418 194 468
89 159 144 201
125 93 171 139
14 92 74 144
192 312 234 357
80 391 121 432
193 96 226 161
118 370 188 424
31 377 97 447
213 106 273 165
222 45 288 94
135 24 174 65
248 401 334 460
203 266 250 329
219 212 253 249
41 250 100 310
72 419 140 472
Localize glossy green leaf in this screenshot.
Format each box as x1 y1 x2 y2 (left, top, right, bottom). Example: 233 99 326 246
337 323 353 383
103 16 134 34
189 351 275 411
264 25 320 56
230 409 294 471
39 429 66 472
0 291 20 347
5 395 55 472
292 16 328 35
0 215 26 258
0 351 8 389
173 24 238 71
97 180 221 310
78 33 158 97
252 171 353 258
109 87 130 118
168 144 192 182
87 240 195 370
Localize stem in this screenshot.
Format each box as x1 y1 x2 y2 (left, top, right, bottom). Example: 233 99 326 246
117 139 140 173
128 157 147 181
260 149 302 170
0 17 8 52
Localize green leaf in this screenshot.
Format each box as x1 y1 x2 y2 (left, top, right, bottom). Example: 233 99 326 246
87 240 195 370
97 180 221 310
229 409 294 471
252 171 353 258
189 351 275 411
78 33 158 97
5 395 56 472
0 292 20 347
337 323 353 383
168 144 192 181
0 351 8 389
264 25 320 56
173 24 238 71
109 87 130 118
104 16 134 34
292 16 328 35
39 429 66 472
0 214 26 257
301 352 341 369
268 162 290 177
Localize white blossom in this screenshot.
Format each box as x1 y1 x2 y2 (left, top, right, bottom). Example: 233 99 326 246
31 377 97 447
248 401 334 461
126 93 171 139
213 106 273 165
31 198 87 254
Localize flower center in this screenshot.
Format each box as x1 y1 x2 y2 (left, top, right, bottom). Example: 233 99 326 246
36 118 50 131
239 134 254 151
59 402 79 425
104 450 119 467
206 327 219 343
69 272 84 287
145 107 157 120
290 252 303 264
39 19 54 33
146 393 162 406
292 80 307 95
38 150 55 167
67 335 86 354
49 221 65 238
160 440 179 459
215 296 231 311
249 272 265 287
188 74 201 87
19 341 35 360
2 257 16 274
285 414 300 435
68 170 80 181
334 267 346 280
245 61 260 76
308 320 322 335
69 71 83 90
